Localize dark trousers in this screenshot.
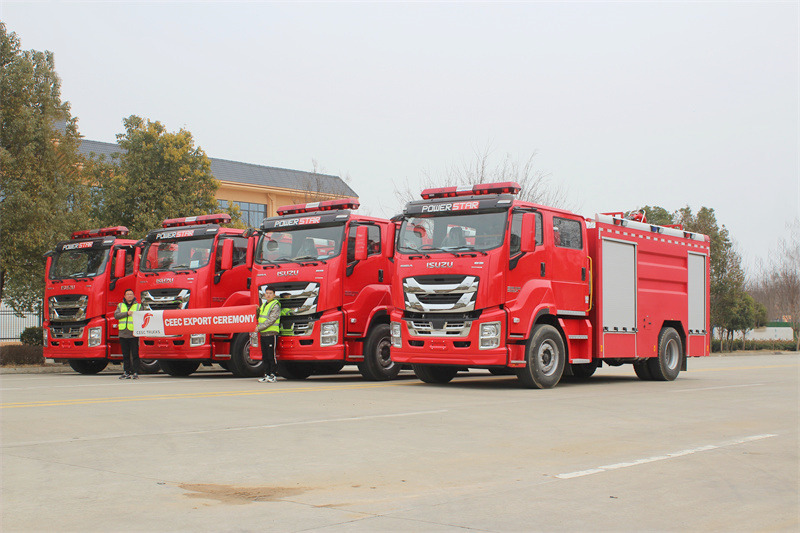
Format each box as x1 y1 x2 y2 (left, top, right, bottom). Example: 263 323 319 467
120 337 140 375
260 334 277 376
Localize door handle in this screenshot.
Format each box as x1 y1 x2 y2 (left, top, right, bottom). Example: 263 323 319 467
378 269 384 282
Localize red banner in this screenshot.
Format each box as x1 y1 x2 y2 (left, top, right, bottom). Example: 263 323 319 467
133 305 258 337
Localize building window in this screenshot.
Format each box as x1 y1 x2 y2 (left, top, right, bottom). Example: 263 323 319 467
218 200 267 228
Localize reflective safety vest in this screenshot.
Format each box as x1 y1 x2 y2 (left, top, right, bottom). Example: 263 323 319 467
118 301 140 331
279 307 294 336
258 299 281 335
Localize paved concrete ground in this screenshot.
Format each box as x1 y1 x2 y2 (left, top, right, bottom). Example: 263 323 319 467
2 354 798 532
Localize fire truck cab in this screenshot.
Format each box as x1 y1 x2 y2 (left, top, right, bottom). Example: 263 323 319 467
389 182 710 388
136 214 254 376
44 226 154 374
248 198 398 380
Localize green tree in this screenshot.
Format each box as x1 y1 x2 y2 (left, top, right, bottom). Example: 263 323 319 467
639 205 674 226
94 115 221 237
0 23 90 312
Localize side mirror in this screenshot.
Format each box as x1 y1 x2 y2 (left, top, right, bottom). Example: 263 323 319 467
354 226 369 261
220 239 234 271
520 213 537 253
114 249 127 278
133 247 142 272
245 236 255 269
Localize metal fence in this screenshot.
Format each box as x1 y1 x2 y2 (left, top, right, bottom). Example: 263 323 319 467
0 301 43 341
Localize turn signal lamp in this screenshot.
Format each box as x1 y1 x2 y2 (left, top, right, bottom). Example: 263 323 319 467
71 226 130 239
277 198 360 215
162 213 231 228
420 182 521 199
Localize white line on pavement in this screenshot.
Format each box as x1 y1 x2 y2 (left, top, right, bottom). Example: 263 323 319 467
555 434 778 480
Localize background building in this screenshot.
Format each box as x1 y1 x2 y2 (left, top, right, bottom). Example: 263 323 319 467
79 139 357 227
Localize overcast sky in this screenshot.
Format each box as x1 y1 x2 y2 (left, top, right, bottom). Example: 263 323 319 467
3 1 798 272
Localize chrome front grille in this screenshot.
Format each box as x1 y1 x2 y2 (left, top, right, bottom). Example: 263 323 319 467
408 319 471 337
50 324 84 339
141 289 190 310
262 282 320 315
49 294 88 321
403 275 479 313
280 320 315 336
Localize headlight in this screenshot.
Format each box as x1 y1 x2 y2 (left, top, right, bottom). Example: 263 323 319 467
43 328 49 346
249 332 258 347
390 322 401 348
190 334 206 347
48 297 57 319
479 321 501 350
320 321 339 347
87 326 102 347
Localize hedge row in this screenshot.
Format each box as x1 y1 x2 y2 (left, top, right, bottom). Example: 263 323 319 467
711 339 798 352
0 344 44 366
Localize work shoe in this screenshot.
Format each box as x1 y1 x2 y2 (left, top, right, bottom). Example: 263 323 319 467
268 374 277 383
119 373 130 380
131 374 139 380
258 376 269 383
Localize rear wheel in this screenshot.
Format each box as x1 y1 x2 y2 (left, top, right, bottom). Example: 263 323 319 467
228 333 264 377
516 324 565 389
277 361 313 380
68 359 108 375
139 359 160 374
359 324 400 381
313 362 345 375
570 361 598 379
158 360 200 377
412 364 458 384
648 327 683 381
633 361 653 380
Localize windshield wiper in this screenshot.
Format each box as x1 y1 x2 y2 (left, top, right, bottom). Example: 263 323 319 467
293 255 323 266
448 246 488 257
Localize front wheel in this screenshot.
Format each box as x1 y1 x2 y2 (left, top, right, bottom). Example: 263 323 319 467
158 360 200 377
516 324 565 389
648 327 683 381
412 364 458 384
68 359 108 375
228 333 264 377
277 361 313 380
359 324 400 381
139 359 161 374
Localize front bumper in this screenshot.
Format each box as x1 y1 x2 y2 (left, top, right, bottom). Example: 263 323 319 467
250 309 346 361
140 334 212 360
44 317 114 360
389 308 509 367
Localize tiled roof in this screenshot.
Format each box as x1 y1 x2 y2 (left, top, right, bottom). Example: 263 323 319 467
77 139 357 197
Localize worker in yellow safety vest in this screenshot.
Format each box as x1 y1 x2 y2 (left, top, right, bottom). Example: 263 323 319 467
114 289 141 379
256 286 281 383
278 293 294 336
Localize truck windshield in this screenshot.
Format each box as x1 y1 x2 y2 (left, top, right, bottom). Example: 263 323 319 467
397 211 508 254
141 238 215 271
256 225 345 264
49 248 110 279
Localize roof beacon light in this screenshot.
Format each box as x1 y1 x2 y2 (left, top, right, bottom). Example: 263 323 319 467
71 226 130 239
277 198 360 215
162 213 231 228
420 181 521 199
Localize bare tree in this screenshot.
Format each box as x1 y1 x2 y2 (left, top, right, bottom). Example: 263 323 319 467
290 159 355 205
394 143 570 209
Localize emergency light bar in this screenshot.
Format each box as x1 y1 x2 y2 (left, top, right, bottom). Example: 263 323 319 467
70 226 130 239
420 182 521 199
162 213 231 228
277 198 360 215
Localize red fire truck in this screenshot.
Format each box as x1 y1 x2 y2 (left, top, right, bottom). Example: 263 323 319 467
135 214 256 376
44 226 158 374
389 182 710 388
248 198 398 380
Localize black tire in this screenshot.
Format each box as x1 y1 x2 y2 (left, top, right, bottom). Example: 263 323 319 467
313 362 345 375
570 361 598 379
516 324 565 389
68 359 108 375
158 360 200 377
228 333 264 377
139 359 161 374
412 364 458 384
633 361 653 380
277 361 313 380
358 324 400 381
648 327 683 381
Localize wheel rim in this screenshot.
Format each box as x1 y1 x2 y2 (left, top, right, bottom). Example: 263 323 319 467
376 338 393 369
664 338 679 369
242 339 260 368
537 340 559 376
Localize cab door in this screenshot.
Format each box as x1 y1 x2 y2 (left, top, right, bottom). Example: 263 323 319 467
549 215 590 316
342 222 388 336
